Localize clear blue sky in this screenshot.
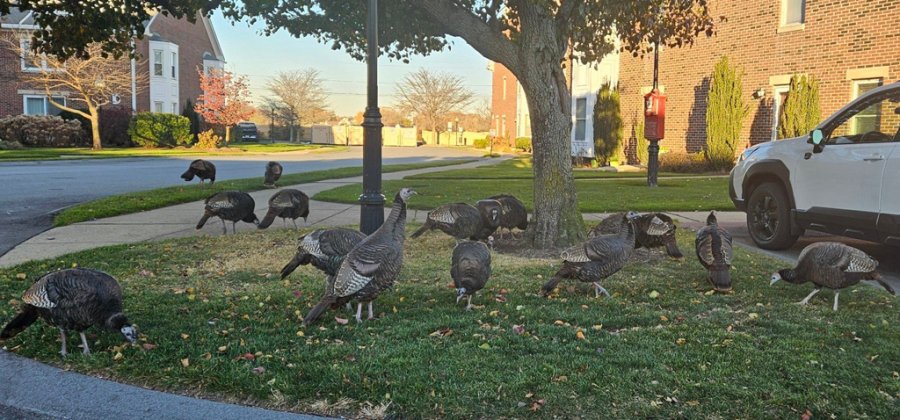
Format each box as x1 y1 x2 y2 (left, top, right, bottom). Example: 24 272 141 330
210 12 492 117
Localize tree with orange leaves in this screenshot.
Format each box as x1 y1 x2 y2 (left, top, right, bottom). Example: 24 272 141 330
195 69 254 144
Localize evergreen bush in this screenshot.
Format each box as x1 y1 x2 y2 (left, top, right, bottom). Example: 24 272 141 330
777 74 820 139
128 113 192 148
705 56 748 170
592 82 623 166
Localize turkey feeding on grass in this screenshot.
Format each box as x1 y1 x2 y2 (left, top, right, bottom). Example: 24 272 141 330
541 211 639 298
180 159 216 188
410 202 494 241
280 227 367 280
258 189 309 229
303 188 416 325
264 161 283 187
451 240 492 310
770 242 893 311
591 212 683 259
0 269 137 356
196 191 259 234
487 194 528 239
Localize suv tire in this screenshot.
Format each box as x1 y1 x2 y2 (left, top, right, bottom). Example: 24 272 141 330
746 182 799 250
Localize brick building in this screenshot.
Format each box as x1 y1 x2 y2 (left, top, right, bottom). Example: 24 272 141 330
0 8 225 117
618 0 900 157
489 61 526 145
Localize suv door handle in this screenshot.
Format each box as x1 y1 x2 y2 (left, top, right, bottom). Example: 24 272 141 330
863 155 885 162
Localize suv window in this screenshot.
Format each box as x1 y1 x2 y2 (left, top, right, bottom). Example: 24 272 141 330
826 90 900 145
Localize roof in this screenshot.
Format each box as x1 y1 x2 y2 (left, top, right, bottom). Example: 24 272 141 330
0 8 36 28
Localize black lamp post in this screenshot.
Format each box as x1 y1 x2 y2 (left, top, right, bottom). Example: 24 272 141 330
359 0 385 234
646 41 661 187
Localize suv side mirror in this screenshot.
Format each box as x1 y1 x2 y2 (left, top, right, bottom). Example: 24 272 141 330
810 129 825 153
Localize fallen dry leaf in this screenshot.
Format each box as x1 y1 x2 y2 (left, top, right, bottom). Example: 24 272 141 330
217 345 228 353
293 290 302 298
687 400 700 406
15 273 26 280
554 320 565 326
180 333 190 340
142 343 157 351
748 313 759 320
512 325 525 335
660 315 669 322
334 317 349 325
201 352 212 360
429 327 453 337
180 358 190 368
676 338 686 346
801 409 812 420
113 352 124 361
648 290 660 299
576 330 586 340
478 343 491 350
252 366 266 375
235 352 255 361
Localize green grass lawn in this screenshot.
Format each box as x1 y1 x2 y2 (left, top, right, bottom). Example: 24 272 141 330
409 156 726 180
0 143 343 161
314 177 732 213
0 229 896 418
54 160 476 226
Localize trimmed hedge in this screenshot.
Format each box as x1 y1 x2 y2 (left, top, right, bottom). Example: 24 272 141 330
0 115 85 147
514 137 532 152
128 112 192 147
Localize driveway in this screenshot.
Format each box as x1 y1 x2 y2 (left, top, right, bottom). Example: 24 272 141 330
0 146 484 257
672 211 900 293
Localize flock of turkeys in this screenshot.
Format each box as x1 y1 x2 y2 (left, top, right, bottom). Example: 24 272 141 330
1 159 895 356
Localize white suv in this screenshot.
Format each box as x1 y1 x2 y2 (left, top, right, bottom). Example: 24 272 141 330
730 81 900 250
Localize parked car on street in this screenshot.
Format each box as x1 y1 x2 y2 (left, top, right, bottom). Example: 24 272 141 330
238 122 258 142
730 82 899 250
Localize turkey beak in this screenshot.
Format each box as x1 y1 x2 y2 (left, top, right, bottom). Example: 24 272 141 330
769 278 779 286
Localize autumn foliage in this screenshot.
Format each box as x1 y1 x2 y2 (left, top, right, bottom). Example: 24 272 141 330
195 69 254 144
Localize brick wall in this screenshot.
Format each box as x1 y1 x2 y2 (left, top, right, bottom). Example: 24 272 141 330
618 0 900 158
0 40 23 116
490 62 517 141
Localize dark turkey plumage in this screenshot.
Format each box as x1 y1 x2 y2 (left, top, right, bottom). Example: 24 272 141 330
695 211 733 292
304 187 416 325
196 191 258 234
770 242 893 311
258 189 309 229
0 268 137 356
410 202 493 241
541 211 638 297
475 199 502 241
488 194 528 237
280 228 367 280
451 240 492 310
264 161 283 187
180 159 216 188
591 212 683 259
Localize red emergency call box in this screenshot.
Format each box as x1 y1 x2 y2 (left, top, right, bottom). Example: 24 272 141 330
643 89 666 140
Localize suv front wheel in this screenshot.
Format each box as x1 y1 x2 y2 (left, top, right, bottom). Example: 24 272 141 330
746 182 799 250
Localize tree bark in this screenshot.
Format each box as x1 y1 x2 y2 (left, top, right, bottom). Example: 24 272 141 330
89 114 101 150
225 125 231 144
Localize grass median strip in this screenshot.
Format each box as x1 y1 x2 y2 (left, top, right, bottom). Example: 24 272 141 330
314 176 732 213
0 143 344 162
0 229 895 418
54 159 476 226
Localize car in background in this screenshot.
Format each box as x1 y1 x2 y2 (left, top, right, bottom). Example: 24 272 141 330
238 122 258 142
729 81 899 250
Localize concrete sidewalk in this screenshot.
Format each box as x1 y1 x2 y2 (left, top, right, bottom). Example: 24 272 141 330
0 158 502 267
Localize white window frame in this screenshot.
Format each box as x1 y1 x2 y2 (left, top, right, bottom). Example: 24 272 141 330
172 102 178 114
779 0 806 31
153 50 164 76
20 39 47 72
502 76 507 101
574 97 588 141
171 51 177 79
154 101 164 113
23 95 67 116
849 78 883 135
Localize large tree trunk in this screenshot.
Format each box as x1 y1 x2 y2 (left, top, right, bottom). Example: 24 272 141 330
225 125 232 144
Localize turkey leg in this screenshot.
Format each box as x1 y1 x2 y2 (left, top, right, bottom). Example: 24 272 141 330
593 282 611 298
355 303 363 323
465 295 474 311
798 287 821 305
58 327 68 357
368 302 375 320
232 221 237 234
79 332 91 355
220 219 227 235
833 291 840 311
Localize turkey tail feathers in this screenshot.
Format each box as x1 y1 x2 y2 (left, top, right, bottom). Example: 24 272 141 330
0 305 38 340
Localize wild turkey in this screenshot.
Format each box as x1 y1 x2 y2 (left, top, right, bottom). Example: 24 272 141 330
475 199 502 241
258 189 309 229
180 159 216 188
541 211 639 297
196 191 259 234
303 187 416 325
695 211 733 292
280 228 367 280
451 240 492 310
770 242 894 311
410 203 493 241
488 194 528 238
0 268 137 356
590 212 684 259
264 161 283 187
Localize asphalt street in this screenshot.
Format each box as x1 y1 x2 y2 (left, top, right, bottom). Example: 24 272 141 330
0 146 483 257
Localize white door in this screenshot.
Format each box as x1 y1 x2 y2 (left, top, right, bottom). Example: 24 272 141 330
792 88 898 216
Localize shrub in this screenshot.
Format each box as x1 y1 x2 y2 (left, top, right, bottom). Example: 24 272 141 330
473 137 490 149
593 82 623 166
0 115 85 147
515 137 532 152
194 129 221 149
128 112 192 147
0 139 25 150
100 105 133 147
778 74 820 139
660 152 722 173
182 99 201 143
58 109 91 139
635 118 648 165
705 56 748 170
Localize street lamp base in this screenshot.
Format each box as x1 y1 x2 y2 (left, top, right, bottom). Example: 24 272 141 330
647 139 661 187
359 193 386 232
